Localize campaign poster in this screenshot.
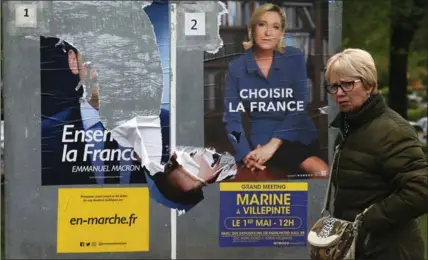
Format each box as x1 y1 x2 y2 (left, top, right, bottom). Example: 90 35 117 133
219 182 308 247
57 187 149 253
204 2 330 182
205 1 328 247
40 1 171 186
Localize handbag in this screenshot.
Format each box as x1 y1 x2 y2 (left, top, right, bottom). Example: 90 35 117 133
307 146 371 260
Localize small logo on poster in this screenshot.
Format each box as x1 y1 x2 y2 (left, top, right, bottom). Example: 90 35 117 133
79 241 91 247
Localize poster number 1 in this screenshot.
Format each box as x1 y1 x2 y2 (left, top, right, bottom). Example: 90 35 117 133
15 4 37 27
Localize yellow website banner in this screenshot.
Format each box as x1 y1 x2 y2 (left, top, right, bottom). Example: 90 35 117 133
57 187 149 253
220 182 308 192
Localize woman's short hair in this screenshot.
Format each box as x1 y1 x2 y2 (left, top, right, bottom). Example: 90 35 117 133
242 3 287 52
325 48 378 92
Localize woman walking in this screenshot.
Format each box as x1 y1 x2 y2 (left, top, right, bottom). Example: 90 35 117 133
325 48 428 260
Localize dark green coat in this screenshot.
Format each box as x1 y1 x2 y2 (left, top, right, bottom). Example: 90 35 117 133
330 94 428 260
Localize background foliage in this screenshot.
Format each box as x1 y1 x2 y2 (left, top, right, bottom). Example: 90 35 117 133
342 0 427 121
342 0 427 257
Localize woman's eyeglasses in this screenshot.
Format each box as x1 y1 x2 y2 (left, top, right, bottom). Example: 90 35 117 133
325 79 361 94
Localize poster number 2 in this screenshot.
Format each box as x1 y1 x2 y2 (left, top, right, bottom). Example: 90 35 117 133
184 13 205 36
191 19 197 30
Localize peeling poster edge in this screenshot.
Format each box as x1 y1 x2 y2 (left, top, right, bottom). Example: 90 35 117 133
204 1 228 55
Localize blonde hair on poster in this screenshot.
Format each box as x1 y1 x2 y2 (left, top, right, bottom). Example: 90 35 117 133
242 3 287 52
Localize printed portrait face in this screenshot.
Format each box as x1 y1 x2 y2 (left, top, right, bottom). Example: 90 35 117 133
253 11 283 51
68 49 79 75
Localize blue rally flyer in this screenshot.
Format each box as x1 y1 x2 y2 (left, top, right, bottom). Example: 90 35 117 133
219 182 308 247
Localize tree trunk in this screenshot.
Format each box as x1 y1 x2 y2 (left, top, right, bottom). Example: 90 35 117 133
388 0 427 119
388 26 413 119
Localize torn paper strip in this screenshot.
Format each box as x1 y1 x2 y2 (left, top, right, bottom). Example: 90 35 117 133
318 106 330 115
177 1 227 54
210 1 228 54
110 115 163 174
141 1 153 9
53 0 163 130
176 146 238 183
162 146 237 193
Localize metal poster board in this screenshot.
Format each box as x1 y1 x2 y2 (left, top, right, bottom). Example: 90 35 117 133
1 0 344 259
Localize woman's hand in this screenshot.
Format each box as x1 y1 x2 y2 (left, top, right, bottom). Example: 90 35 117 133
250 144 276 165
243 148 268 172
244 139 282 171
243 154 265 172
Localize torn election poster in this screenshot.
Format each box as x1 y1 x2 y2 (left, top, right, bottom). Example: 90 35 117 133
40 0 208 213
162 147 237 190
150 147 238 212
40 0 170 186
110 121 239 211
